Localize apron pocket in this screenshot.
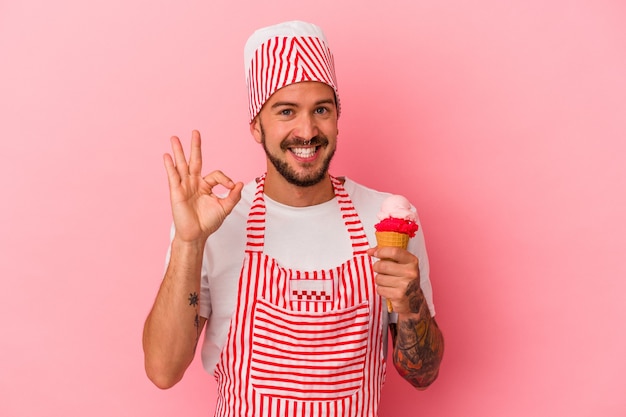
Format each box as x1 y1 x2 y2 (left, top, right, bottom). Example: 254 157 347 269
250 298 370 402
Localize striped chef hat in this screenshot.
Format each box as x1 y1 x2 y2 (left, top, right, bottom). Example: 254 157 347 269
244 20 340 122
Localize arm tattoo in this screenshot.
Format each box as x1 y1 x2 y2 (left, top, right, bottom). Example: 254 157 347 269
391 279 444 389
188 292 201 349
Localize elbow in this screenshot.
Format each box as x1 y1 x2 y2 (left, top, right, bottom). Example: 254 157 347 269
411 369 441 391
393 359 441 390
392 342 444 390
144 359 184 390
142 328 190 389
150 377 179 390
145 366 182 390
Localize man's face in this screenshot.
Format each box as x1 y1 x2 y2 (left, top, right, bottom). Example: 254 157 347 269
250 81 339 187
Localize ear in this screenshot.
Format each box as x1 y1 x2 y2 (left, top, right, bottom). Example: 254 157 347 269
250 117 262 144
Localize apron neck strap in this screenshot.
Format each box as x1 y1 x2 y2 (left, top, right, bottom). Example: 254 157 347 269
245 175 369 255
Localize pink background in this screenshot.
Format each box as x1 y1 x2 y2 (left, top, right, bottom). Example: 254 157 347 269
1 0 625 416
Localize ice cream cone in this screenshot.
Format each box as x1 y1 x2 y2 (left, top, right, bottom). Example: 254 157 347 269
375 195 419 313
375 231 409 249
375 231 410 312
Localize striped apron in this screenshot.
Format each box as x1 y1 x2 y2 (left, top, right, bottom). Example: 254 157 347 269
213 176 386 417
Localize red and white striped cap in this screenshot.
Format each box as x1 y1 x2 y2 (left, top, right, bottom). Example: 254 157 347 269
244 21 340 122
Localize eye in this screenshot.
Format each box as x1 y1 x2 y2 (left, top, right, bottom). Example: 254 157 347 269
314 107 329 115
279 108 293 116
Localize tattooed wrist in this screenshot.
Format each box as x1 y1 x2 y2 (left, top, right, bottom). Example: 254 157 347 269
405 279 426 314
392 284 444 389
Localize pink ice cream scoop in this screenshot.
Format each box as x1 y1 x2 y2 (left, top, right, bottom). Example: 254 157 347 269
375 195 419 238
377 194 417 222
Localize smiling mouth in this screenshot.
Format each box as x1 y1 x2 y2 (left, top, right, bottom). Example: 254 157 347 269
282 136 329 160
290 146 319 158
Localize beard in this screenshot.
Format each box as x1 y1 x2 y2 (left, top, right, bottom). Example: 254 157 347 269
260 123 336 187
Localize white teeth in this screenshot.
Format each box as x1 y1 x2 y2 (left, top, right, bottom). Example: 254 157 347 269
291 147 316 158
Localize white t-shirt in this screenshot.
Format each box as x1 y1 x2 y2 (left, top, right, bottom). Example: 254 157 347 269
166 176 435 374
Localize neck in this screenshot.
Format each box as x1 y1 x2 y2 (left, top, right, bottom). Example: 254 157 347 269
263 170 335 207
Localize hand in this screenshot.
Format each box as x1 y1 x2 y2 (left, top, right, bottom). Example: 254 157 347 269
163 130 243 243
367 246 423 314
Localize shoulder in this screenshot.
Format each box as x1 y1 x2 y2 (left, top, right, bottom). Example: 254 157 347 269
341 177 391 218
341 177 391 200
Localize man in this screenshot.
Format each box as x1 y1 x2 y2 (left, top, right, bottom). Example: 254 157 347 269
143 20 443 416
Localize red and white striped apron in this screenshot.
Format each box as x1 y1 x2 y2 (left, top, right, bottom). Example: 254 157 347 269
213 175 386 417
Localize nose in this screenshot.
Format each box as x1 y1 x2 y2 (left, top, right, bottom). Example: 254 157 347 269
294 113 319 141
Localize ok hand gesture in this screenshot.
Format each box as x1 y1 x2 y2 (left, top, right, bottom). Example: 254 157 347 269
163 130 243 243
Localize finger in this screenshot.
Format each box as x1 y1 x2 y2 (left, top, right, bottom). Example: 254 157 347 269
202 170 236 189
188 130 202 176
375 270 414 296
372 246 415 264
170 136 189 175
163 153 181 188
374 257 419 281
374 277 403 299
220 181 244 215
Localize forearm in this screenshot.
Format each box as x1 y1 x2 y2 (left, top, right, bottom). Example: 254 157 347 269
391 282 444 389
142 238 206 389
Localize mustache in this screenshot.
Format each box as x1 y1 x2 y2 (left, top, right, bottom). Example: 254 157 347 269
280 135 329 150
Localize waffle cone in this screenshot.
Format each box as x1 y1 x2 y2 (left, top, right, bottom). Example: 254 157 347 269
375 231 409 249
